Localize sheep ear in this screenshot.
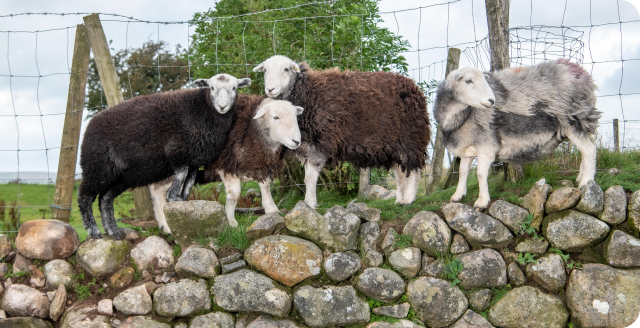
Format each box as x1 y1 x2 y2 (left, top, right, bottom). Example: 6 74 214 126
291 62 300 73
194 79 209 88
294 106 304 115
238 78 251 88
253 107 267 119
454 73 464 81
253 62 265 72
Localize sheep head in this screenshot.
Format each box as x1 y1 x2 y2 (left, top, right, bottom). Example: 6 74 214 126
253 99 303 151
446 67 496 110
253 55 299 99
194 74 251 114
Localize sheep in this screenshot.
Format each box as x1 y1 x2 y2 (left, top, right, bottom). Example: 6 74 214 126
433 59 600 209
149 97 304 233
78 74 251 240
252 55 431 207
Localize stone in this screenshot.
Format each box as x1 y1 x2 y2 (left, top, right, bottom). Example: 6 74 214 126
388 247 421 278
508 262 526 286
60 306 110 328
153 279 210 317
450 234 470 254
525 254 567 292
222 260 246 274
43 259 76 290
576 180 604 216
0 234 11 259
5 250 16 262
49 284 67 321
403 211 451 257
542 210 610 252
407 277 468 327
144 281 156 294
608 168 620 175
284 202 360 252
246 315 303 328
161 271 175 283
488 286 568 328
629 190 640 235
522 178 552 229
566 263 640 328
367 320 422 328
421 259 444 278
0 309 5 319
190 312 235 328
4 277 12 288
118 227 140 242
364 185 391 200
0 262 8 276
97 299 113 316
381 190 398 200
324 252 361 282
142 270 152 280
457 249 508 289
164 200 229 247
119 316 171 328
356 268 406 302
1 284 50 318
515 238 548 254
76 236 130 277
558 179 575 188
469 289 492 312
441 203 513 249
380 228 397 254
244 235 322 287
130 236 174 271
247 212 285 239
359 221 383 267
294 285 370 327
0 318 53 328
545 187 581 214
220 253 242 265
418 255 434 275
604 229 640 267
489 200 530 233
450 309 495 328
15 219 80 260
372 302 410 318
175 246 219 278
213 269 291 317
174 323 188 328
600 185 627 224
29 265 46 288
113 284 152 315
347 202 381 222
47 290 56 302
109 267 134 288
13 253 32 273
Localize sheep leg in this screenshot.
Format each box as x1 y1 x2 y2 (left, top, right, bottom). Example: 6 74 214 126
393 166 406 204
180 166 198 201
167 166 189 202
98 183 127 240
149 178 173 235
402 169 421 204
259 179 279 214
473 155 494 210
303 161 323 208
220 173 240 228
451 157 473 202
568 132 597 187
78 187 102 239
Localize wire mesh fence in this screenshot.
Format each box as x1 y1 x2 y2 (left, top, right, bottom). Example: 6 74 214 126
0 0 638 235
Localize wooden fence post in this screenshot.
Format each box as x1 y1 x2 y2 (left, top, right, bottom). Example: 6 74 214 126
427 48 461 193
52 25 91 222
613 119 620 151
358 168 370 198
83 14 156 221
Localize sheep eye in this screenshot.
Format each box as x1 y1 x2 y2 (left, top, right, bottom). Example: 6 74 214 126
465 80 473 84
274 116 280 120
284 68 289 72
232 87 236 91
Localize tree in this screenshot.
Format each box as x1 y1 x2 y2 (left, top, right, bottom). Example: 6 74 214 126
85 40 189 115
187 0 410 95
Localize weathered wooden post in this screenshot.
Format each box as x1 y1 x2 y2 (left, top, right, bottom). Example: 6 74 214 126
358 168 370 198
83 14 156 221
427 48 461 193
613 119 620 151
486 0 523 182
52 25 91 222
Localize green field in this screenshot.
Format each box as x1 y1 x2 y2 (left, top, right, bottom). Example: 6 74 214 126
0 148 638 243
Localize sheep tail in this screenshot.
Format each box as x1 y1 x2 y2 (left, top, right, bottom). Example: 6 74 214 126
571 106 602 136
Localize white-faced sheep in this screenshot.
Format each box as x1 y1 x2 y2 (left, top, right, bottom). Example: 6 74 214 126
433 59 600 209
253 55 431 207
149 97 303 232
78 74 250 239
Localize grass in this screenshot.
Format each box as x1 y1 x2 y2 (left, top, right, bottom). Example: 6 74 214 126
211 213 256 250
478 284 513 319
392 231 413 249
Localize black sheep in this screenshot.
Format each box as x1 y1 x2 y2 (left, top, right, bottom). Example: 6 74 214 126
78 74 250 239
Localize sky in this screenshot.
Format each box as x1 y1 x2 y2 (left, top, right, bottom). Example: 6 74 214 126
0 0 639 177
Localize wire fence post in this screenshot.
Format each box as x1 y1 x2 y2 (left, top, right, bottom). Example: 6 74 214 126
52 24 91 223
613 118 620 152
428 47 461 194
83 13 156 221
358 168 370 198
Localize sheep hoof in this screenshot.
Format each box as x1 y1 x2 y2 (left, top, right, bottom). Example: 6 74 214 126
228 219 238 228
89 230 103 239
166 196 182 202
108 230 123 240
450 194 465 202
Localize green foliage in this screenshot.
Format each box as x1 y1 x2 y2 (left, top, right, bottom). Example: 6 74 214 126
213 223 252 250
173 244 182 259
549 248 582 269
392 231 413 249
4 264 29 279
442 257 463 286
74 272 85 281
370 314 400 324
567 322 574 328
516 252 537 265
479 284 512 319
75 285 92 300
196 235 211 247
520 214 543 240
131 259 142 281
417 79 440 104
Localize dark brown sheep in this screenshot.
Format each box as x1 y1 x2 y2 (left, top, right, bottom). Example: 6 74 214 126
78 74 250 239
254 55 431 206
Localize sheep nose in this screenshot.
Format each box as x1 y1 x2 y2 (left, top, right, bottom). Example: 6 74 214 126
267 88 275 93
292 140 300 146
488 99 495 106
219 105 227 111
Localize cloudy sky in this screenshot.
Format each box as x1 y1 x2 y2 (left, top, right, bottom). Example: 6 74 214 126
1 0 639 176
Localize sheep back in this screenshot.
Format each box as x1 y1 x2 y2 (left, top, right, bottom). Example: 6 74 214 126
288 63 430 174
